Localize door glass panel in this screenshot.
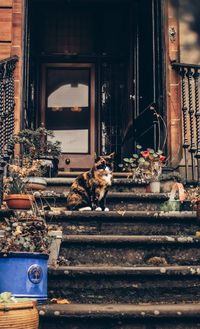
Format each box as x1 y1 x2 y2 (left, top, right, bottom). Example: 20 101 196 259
46 68 90 153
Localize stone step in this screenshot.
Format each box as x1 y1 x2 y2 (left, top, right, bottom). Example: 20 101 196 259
59 235 200 266
44 177 175 193
43 210 198 236
45 178 147 193
38 302 200 329
35 191 171 211
58 171 136 178
48 265 200 304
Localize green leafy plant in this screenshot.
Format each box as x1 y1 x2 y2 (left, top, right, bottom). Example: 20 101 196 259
13 127 62 177
118 145 166 183
14 127 61 160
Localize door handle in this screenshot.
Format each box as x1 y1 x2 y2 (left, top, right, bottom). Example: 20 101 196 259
129 94 135 100
65 158 70 165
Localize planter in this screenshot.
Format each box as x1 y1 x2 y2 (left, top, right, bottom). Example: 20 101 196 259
150 181 160 193
25 177 47 191
0 300 39 329
39 156 59 177
145 184 151 193
0 252 48 303
4 194 35 209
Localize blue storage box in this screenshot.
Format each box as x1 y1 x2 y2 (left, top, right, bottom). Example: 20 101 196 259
0 252 48 303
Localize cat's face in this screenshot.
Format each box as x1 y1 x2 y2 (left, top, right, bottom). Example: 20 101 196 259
94 152 114 174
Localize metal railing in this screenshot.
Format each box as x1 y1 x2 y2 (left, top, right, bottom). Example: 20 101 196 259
172 62 200 184
0 56 18 202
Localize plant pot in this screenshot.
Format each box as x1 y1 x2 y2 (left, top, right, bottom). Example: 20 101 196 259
25 177 47 191
0 300 39 329
145 184 151 193
160 200 181 212
0 252 48 303
39 156 59 177
150 181 160 193
4 194 35 209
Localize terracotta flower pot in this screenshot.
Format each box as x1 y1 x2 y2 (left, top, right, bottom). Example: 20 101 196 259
4 194 35 209
0 300 39 329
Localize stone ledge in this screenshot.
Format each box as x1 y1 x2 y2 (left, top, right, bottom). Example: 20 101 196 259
43 210 197 220
38 302 200 319
48 265 200 276
61 234 200 244
34 191 170 200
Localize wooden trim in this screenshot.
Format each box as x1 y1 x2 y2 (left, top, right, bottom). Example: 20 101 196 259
41 63 95 160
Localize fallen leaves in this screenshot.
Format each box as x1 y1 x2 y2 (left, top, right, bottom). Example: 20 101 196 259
117 210 126 216
50 298 70 304
0 215 52 253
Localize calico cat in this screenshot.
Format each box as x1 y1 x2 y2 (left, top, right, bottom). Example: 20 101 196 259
67 153 114 211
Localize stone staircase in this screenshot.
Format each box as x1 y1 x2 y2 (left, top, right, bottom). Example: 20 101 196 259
37 173 200 329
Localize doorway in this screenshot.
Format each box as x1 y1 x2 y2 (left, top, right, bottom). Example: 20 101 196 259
41 63 95 171
25 0 164 171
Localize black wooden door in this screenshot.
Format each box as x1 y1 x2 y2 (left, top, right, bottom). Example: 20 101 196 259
133 0 165 151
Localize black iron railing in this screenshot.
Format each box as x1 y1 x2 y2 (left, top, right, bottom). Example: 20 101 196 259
0 56 18 202
172 62 200 184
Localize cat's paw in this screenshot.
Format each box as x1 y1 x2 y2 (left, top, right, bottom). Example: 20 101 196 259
79 206 92 211
95 207 102 211
104 207 109 212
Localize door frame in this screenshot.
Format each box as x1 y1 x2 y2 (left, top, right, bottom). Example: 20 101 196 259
41 62 96 171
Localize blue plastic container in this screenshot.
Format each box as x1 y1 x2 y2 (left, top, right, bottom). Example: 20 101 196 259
0 252 48 303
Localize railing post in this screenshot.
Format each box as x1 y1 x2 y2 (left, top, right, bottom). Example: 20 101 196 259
193 68 200 184
186 67 196 182
180 67 189 183
172 62 200 184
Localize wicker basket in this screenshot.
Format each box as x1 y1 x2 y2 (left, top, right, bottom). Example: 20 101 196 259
0 300 39 329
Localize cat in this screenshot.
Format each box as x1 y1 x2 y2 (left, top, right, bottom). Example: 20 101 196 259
66 153 114 211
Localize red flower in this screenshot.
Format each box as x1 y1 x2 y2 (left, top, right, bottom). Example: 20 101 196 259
159 156 165 162
142 151 149 157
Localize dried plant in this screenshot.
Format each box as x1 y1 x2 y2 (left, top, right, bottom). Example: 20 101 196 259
3 157 44 195
0 214 52 254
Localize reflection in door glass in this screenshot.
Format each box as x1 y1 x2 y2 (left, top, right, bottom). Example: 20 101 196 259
46 68 90 153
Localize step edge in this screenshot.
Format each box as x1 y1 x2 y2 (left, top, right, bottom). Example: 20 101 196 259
37 302 200 318
48 264 200 276
61 234 200 244
43 210 196 219
35 191 170 199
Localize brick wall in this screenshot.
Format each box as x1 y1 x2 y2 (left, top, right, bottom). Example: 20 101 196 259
0 0 23 134
165 0 182 167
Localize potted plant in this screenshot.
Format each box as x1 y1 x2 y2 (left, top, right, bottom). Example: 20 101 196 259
118 145 166 192
0 213 52 302
3 163 35 209
14 127 62 177
0 292 39 329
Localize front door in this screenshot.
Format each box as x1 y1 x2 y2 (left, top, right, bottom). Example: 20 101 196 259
41 63 95 171
26 0 164 172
